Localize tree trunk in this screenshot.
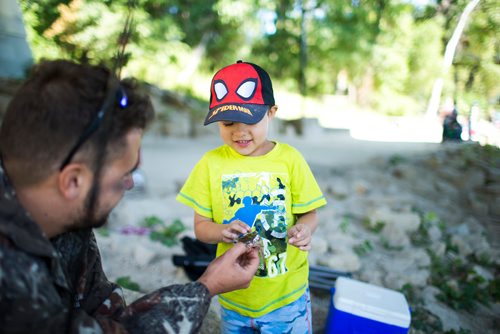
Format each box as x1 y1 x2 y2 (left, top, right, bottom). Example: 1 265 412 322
0 0 33 79
425 0 480 118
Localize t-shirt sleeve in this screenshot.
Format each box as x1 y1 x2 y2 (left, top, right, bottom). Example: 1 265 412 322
176 155 213 218
290 149 327 214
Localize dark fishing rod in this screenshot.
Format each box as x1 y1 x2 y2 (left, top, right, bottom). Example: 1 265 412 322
84 1 135 219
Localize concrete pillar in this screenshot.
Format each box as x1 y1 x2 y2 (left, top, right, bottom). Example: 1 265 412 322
0 0 33 79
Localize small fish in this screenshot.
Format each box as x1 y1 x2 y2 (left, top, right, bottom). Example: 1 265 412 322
236 231 266 271
236 231 260 247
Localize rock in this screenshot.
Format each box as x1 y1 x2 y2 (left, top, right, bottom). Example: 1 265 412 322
134 244 157 266
354 180 370 195
200 297 221 334
317 252 361 272
311 236 328 254
490 196 500 216
427 225 442 242
122 288 145 305
381 224 411 248
450 235 473 257
433 179 460 201
384 269 429 290
461 168 486 190
368 207 421 233
466 192 490 216
421 286 465 332
472 265 494 281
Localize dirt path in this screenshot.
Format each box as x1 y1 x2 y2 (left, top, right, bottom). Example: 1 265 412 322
139 128 442 196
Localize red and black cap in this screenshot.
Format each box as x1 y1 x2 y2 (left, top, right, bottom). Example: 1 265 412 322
204 60 275 125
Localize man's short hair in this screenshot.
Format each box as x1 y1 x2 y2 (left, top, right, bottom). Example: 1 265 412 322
0 60 155 186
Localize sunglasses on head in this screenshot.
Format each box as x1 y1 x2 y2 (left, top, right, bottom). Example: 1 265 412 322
59 85 128 170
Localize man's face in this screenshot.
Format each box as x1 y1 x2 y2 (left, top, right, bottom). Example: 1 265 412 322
70 129 143 231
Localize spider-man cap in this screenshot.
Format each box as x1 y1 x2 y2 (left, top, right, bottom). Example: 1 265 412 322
204 60 275 125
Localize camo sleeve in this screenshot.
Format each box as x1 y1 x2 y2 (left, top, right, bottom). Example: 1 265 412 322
75 233 212 333
119 282 211 333
65 282 211 334
0 230 211 334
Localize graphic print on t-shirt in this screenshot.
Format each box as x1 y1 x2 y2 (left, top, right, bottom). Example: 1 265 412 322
222 172 288 278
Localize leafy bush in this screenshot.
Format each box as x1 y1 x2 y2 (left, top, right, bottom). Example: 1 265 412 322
142 217 186 247
116 276 141 292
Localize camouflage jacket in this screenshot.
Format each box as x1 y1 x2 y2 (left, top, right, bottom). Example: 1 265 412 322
0 163 211 333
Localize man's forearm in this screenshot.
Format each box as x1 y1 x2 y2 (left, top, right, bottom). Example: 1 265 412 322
120 282 211 334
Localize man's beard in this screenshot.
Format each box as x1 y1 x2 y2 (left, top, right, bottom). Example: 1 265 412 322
65 182 109 233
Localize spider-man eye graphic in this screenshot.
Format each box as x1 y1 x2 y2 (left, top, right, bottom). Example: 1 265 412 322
214 80 228 101
236 79 257 101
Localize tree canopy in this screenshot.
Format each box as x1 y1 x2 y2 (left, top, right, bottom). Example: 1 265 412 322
20 0 499 118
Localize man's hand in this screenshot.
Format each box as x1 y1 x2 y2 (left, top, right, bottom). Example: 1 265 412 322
288 223 312 251
221 220 251 243
197 242 259 296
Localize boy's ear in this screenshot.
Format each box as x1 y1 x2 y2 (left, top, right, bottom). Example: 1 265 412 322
268 105 278 119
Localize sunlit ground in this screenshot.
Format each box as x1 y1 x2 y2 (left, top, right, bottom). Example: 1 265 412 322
274 92 500 146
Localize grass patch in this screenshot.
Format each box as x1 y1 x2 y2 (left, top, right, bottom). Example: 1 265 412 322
143 217 186 247
116 276 141 292
362 218 385 233
353 240 373 256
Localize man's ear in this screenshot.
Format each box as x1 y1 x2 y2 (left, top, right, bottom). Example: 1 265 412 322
268 105 278 119
58 163 92 200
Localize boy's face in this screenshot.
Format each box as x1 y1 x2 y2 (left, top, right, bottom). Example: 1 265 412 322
217 107 277 157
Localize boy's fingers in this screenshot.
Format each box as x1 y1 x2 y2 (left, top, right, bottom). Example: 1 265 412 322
238 222 251 232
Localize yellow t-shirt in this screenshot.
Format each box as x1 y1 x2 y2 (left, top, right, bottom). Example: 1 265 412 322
176 142 327 317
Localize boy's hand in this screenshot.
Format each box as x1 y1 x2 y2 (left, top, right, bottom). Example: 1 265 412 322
221 220 251 243
288 223 312 251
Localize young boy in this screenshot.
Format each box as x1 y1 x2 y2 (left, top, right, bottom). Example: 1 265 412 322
177 60 326 333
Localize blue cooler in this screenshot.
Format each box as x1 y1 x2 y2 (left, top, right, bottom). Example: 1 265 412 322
325 277 411 334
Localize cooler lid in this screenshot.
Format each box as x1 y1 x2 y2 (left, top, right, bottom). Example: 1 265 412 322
333 277 411 328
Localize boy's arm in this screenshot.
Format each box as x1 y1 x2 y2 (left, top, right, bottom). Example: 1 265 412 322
194 212 250 244
288 209 318 251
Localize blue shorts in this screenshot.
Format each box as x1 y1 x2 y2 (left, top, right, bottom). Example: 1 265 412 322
220 288 312 334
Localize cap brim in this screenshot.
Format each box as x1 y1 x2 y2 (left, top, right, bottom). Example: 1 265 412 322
204 104 268 125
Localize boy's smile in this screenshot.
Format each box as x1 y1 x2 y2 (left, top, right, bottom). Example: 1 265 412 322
235 139 251 148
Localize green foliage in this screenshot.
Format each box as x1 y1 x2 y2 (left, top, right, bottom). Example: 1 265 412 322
116 276 141 292
18 0 498 118
353 240 373 256
429 251 490 311
339 216 350 234
362 218 385 234
410 210 442 247
388 154 407 166
95 227 110 237
411 209 499 311
400 284 446 333
142 215 163 228
380 237 403 251
144 217 186 247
